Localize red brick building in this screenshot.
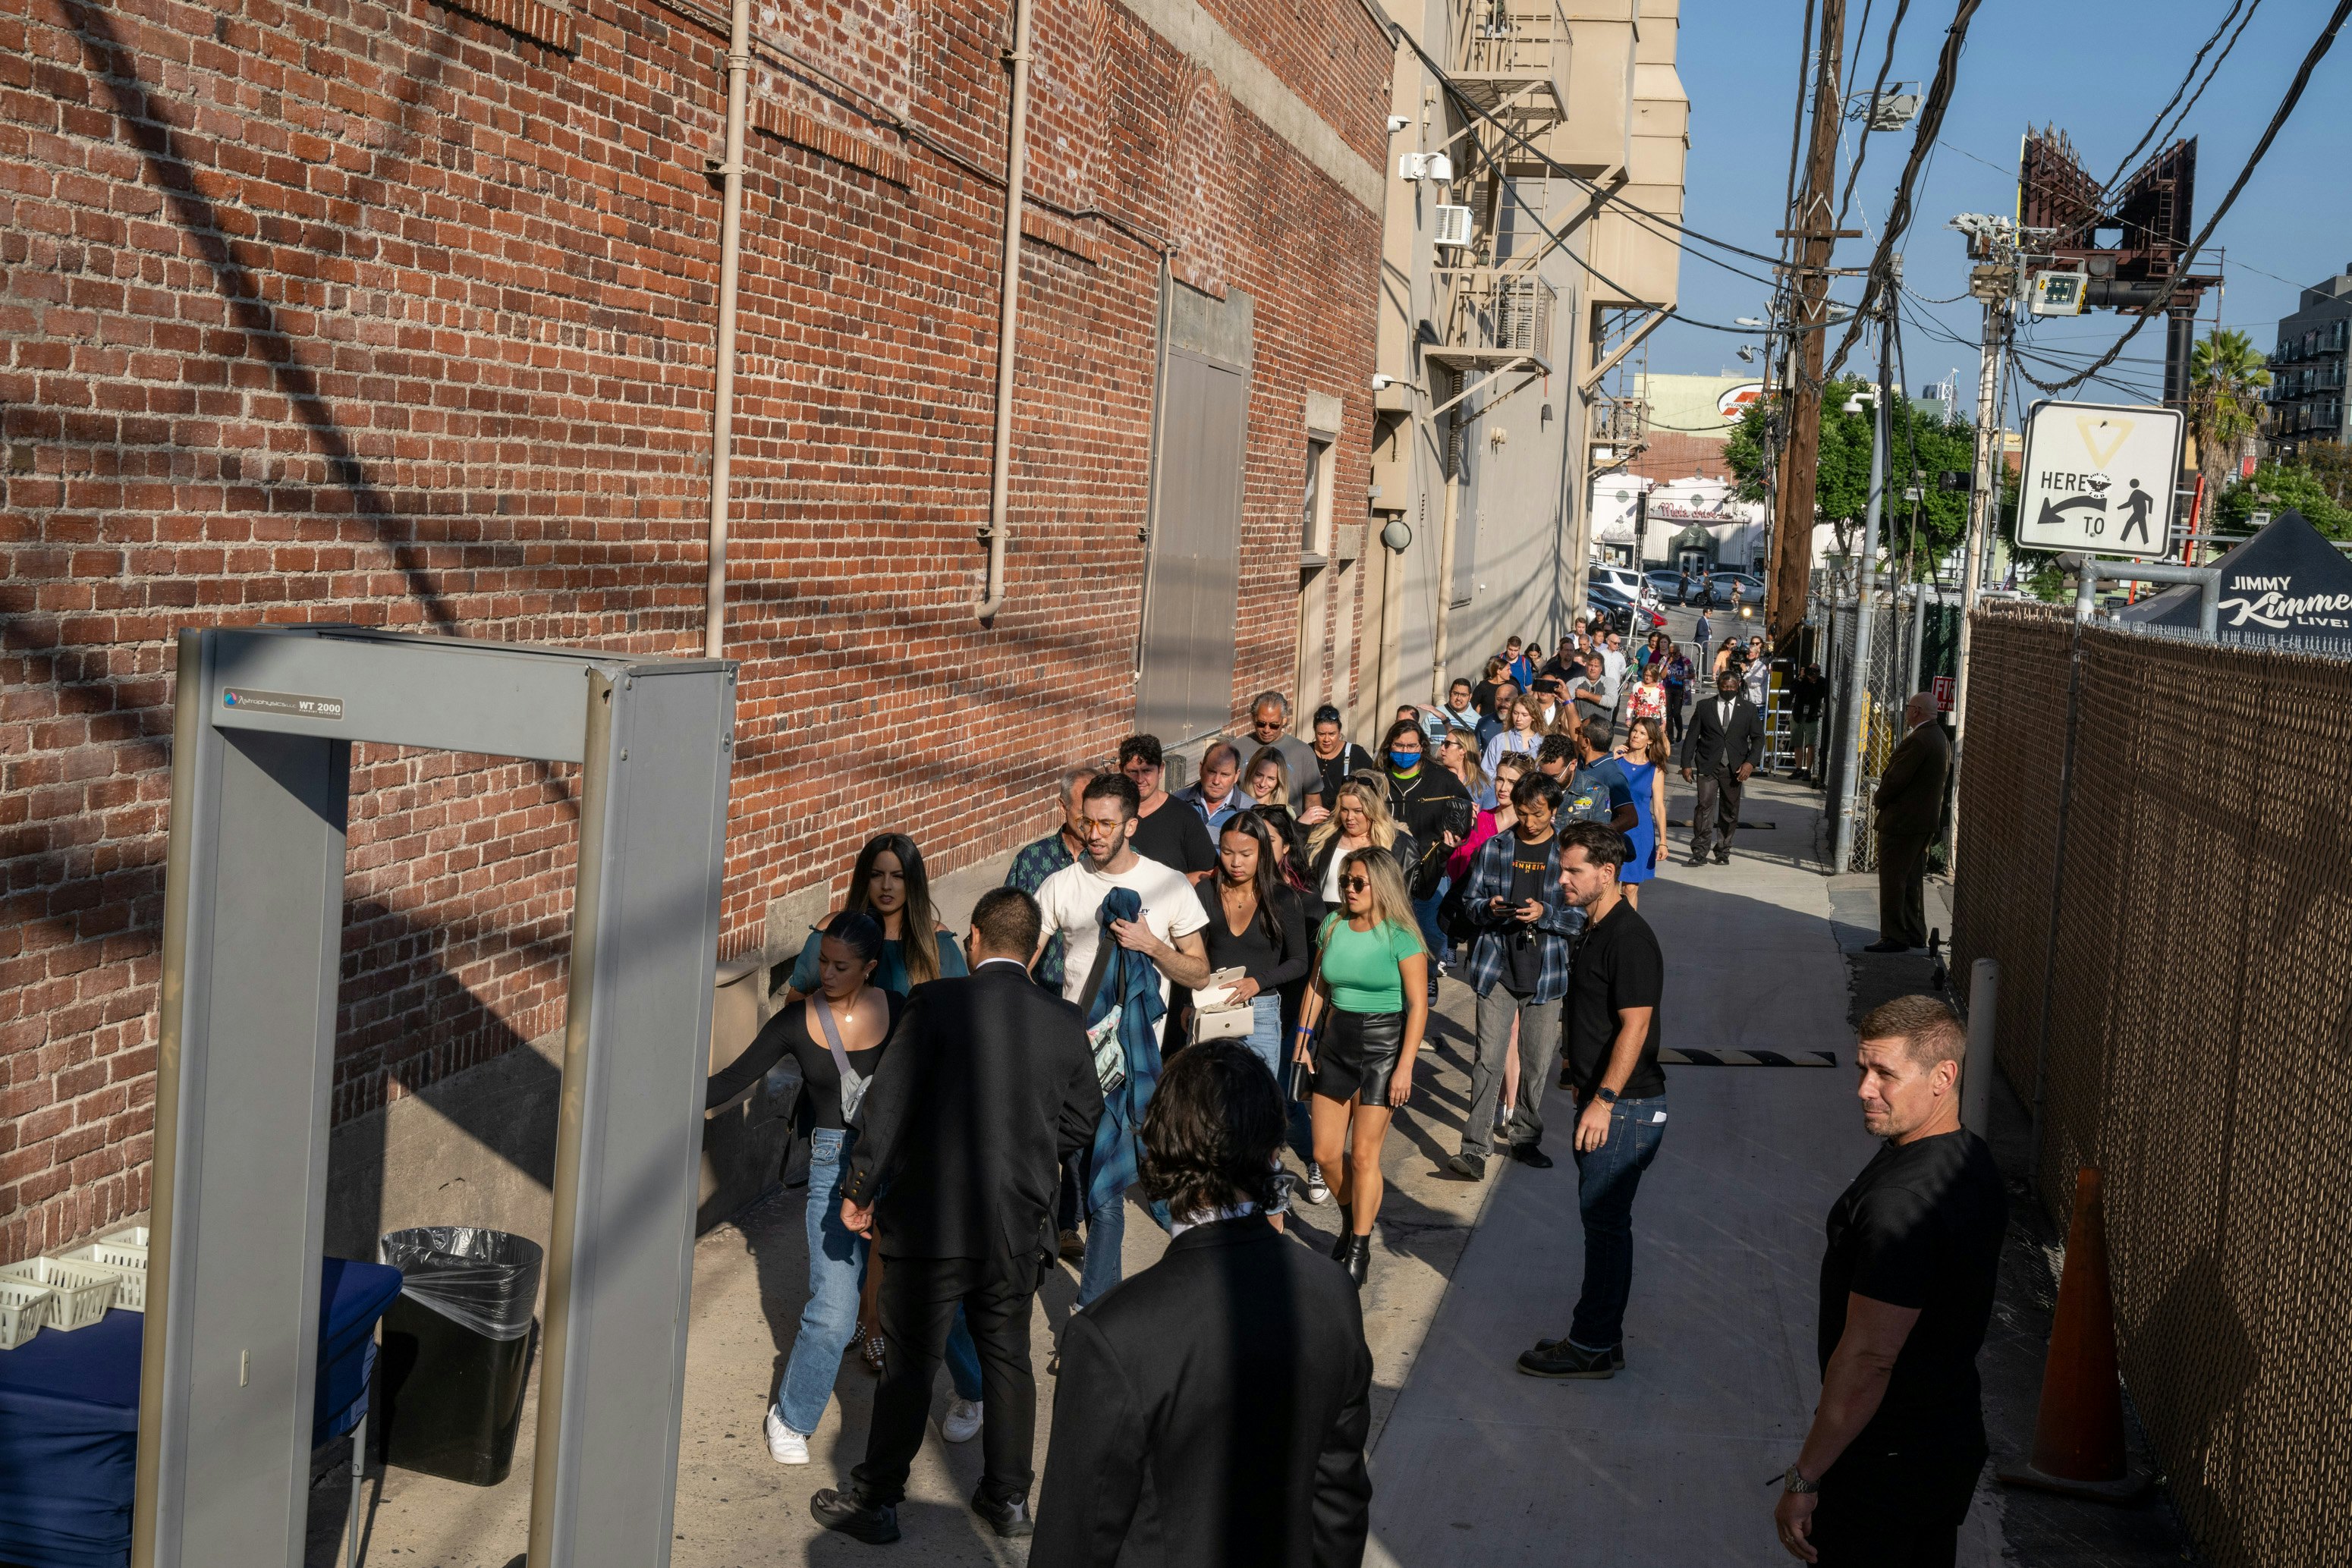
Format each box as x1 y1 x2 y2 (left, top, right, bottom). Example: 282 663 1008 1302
0 0 1390 1258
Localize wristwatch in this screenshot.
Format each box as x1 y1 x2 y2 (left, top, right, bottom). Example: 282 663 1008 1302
1594 1086 1620 1105
1781 1463 1821 1495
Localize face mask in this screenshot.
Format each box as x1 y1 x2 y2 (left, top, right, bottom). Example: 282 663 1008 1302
1388 750 1421 771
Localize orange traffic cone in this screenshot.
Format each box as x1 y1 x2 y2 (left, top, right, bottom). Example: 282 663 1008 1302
1997 1167 2149 1500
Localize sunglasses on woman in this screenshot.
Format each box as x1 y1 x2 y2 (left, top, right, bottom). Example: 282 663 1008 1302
1340 875 1370 891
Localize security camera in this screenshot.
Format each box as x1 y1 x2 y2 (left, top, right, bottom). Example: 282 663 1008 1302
1371 372 1395 390
1387 115 1411 134
1737 345 1756 363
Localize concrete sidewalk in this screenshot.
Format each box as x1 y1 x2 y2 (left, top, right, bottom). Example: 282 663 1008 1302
307 951 1506 1565
1361 773 2003 1566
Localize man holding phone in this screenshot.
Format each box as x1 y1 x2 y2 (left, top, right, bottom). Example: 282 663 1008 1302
1448 772 1583 1179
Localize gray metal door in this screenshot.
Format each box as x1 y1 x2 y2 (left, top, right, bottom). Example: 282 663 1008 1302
1137 346 1248 742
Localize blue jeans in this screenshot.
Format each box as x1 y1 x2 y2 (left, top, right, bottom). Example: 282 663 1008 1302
1567 1095 1667 1350
1077 1190 1125 1308
1411 888 1447 963
777 1129 865 1434
777 1130 979 1434
1242 994 1283 1083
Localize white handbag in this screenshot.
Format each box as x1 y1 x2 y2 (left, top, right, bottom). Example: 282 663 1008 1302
1190 966 1256 1045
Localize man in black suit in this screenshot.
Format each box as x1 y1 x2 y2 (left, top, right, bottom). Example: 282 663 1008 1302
1866 693 1953 953
1033 1039 1373 1566
812 888 1105 1545
1679 667 1765 865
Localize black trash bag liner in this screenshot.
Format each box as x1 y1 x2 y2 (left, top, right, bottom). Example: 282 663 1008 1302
377 1227 542 1342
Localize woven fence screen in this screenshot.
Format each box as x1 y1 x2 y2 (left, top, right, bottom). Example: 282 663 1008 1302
1951 604 2352 1568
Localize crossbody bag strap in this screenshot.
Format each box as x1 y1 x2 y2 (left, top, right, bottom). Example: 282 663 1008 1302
810 992 857 1083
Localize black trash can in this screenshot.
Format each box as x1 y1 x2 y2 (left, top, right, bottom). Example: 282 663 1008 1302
376 1227 543 1487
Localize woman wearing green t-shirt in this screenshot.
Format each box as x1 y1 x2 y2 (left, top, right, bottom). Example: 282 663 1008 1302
1293 845 1429 1287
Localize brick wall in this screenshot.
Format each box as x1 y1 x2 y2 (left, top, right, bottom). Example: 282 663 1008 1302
0 0 1388 1259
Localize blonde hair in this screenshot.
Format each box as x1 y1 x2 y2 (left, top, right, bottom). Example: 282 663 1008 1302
1244 743 1292 803
1306 778 1399 858
1441 730 1489 800
1504 693 1541 731
1326 847 1424 955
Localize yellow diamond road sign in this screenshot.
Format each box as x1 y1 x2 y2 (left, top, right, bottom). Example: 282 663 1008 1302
2015 399 2185 558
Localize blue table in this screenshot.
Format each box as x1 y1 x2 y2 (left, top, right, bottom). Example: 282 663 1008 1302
0 1256 402 1568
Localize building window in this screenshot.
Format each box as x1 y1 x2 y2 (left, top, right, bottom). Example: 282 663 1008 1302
1301 434 1335 558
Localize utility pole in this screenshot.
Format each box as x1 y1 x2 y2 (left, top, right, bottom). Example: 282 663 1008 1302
1766 3 1856 650
1829 275 1893 874
1944 215 2018 869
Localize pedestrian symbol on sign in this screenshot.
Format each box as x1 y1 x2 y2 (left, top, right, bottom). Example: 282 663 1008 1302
2116 479 2155 546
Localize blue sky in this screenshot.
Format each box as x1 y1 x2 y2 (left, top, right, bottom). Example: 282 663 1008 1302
1653 0 2352 405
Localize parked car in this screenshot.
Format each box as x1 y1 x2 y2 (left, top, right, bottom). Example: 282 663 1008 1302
1644 567 1687 604
1693 570 1765 609
1589 563 1647 599
1589 583 1666 633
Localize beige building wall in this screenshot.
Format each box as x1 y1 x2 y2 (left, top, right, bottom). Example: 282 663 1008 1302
1358 0 1686 715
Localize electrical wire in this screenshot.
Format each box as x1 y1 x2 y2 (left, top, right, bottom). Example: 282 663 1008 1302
1391 26 1795 273
2099 0 2262 197
2016 0 2352 394
1816 0 1985 385
1818 0 1988 388
1834 0 1915 232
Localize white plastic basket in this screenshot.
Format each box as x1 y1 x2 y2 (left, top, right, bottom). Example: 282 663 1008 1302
61 1242 147 1312
0 1280 55 1350
0 1258 118 1330
99 1226 151 1252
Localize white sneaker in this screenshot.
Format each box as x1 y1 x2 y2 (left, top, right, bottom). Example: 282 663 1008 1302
764 1405 810 1465
1302 1162 1332 1205
940 1397 984 1444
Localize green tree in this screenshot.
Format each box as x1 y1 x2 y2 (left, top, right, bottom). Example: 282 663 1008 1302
2214 460 2352 539
2188 328 2271 497
1723 382 1983 577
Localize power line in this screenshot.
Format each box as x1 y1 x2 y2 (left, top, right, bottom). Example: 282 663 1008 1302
1834 0 1916 232
1819 0 1989 386
1390 26 1796 275
2100 0 2263 196
2017 0 2352 394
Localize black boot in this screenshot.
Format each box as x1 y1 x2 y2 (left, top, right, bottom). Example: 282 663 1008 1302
1331 1231 1370 1288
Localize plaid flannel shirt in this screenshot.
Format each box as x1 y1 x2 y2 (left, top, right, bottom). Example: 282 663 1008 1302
1005 830 1078 989
1457 828 1584 1004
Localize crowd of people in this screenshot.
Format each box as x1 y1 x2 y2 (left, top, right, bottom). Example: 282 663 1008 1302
701 608 1996 1566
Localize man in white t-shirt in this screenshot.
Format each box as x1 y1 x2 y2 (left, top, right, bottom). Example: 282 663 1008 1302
1034 773 1212 1013
1033 771 1212 1312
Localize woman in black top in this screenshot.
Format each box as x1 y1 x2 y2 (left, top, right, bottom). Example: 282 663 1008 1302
704 913 904 1462
1301 703 1376 821
1194 810 1311 1086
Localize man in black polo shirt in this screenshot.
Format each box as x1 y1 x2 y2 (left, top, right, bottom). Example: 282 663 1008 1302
1773 995 2005 1566
1516 820 1665 1381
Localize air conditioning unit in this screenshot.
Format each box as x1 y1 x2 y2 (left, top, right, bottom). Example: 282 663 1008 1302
1432 205 1473 249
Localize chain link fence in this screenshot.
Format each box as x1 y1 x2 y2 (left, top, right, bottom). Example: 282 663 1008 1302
1952 602 2352 1568
1812 586 1961 871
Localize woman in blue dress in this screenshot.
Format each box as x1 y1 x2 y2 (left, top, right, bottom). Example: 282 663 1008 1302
1616 717 1671 909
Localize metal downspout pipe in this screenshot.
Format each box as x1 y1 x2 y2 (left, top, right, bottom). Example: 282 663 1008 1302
703 0 752 658
976 0 1036 621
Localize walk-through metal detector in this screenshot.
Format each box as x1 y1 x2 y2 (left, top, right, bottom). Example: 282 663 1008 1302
134 626 735 1568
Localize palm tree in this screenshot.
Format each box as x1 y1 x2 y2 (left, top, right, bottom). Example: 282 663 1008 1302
2189 328 2271 501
